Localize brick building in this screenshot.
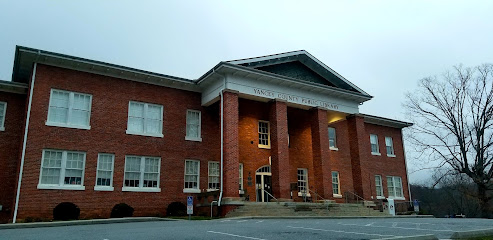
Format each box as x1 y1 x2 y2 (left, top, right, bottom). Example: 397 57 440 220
0 46 411 223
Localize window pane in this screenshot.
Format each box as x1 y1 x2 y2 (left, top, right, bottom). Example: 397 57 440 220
328 128 336 148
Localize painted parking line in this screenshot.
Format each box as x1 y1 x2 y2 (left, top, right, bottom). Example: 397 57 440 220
337 222 454 232
255 220 264 223
207 230 267 240
286 226 396 238
237 220 248 223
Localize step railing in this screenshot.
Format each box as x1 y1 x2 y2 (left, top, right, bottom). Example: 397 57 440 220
344 191 365 204
262 189 279 203
308 189 326 202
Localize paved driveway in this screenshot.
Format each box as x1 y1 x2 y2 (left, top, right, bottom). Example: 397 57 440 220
1 218 493 240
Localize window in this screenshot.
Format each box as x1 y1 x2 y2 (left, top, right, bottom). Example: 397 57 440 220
239 163 244 193
332 171 341 197
186 110 202 141
95 153 114 191
387 176 404 199
297 168 309 196
184 160 200 193
208 161 220 190
385 137 395 156
258 120 270 149
0 101 6 131
370 134 380 155
123 156 161 192
126 101 163 137
375 175 384 198
328 127 337 150
38 149 86 190
47 89 92 129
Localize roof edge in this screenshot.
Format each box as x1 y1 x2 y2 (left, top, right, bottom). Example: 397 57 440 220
359 113 413 129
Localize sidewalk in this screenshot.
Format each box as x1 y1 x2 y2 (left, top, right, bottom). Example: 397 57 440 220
0 217 178 230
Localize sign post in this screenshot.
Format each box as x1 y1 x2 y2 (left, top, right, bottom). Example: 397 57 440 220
187 196 193 220
388 199 395 216
413 199 419 213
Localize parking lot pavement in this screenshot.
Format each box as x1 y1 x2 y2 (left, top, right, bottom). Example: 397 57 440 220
1 218 493 240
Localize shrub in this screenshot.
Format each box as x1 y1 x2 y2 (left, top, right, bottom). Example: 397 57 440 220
111 203 134 218
166 202 187 217
53 202 80 221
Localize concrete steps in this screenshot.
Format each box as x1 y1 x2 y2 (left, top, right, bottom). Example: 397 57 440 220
225 202 390 218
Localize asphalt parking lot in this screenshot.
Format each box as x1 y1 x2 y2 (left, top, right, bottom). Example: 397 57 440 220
1 218 493 240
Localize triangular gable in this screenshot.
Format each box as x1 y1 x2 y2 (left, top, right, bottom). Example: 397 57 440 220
227 50 369 96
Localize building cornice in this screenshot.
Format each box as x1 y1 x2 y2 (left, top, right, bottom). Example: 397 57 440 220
360 114 413 129
0 80 28 94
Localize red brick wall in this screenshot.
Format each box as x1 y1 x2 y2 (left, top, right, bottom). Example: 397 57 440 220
328 119 355 203
363 123 409 200
238 99 272 201
0 91 26 223
16 64 220 220
222 91 239 198
269 100 290 199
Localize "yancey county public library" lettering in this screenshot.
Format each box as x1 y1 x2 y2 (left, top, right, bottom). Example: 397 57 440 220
253 88 339 110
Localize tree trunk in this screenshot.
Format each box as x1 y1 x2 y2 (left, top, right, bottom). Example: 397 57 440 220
477 183 490 218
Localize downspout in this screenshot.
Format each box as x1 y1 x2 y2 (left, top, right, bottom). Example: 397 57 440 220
13 62 38 223
217 71 226 207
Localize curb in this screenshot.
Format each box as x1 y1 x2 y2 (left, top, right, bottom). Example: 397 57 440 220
376 234 438 240
223 215 434 220
0 217 178 230
450 228 493 239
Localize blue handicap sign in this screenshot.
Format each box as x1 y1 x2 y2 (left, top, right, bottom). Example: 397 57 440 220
187 196 193 206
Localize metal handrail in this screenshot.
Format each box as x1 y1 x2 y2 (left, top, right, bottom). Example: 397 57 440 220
344 191 365 204
262 189 279 203
309 189 326 201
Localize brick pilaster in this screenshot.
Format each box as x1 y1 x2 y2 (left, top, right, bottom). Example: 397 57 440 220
269 100 290 199
310 108 332 198
222 91 239 198
347 115 369 198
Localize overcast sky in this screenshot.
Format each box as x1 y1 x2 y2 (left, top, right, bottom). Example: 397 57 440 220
1 0 492 183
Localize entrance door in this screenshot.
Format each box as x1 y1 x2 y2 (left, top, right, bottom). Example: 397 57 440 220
255 165 272 202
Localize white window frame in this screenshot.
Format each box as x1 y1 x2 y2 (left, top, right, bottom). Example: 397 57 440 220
239 163 244 194
328 127 338 151
370 134 381 155
258 120 271 149
185 109 202 141
208 161 220 191
387 176 405 200
37 149 86 191
385 136 396 157
94 153 115 191
332 171 341 198
46 89 92 130
297 168 310 197
122 155 161 192
0 101 6 131
375 175 384 199
184 160 200 193
126 101 164 138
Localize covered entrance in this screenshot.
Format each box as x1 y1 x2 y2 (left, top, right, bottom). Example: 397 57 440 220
255 165 272 202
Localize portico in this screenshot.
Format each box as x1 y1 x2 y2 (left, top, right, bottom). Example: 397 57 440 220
197 50 373 203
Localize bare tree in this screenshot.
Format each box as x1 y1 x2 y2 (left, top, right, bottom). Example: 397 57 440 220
405 64 493 217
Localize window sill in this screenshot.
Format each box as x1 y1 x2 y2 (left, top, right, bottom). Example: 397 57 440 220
46 121 91 130
388 197 405 200
94 186 114 191
371 152 381 156
37 184 85 191
122 187 161 192
329 147 339 151
387 154 396 158
258 144 271 149
239 190 245 195
185 136 202 142
126 130 163 138
298 192 311 197
206 188 220 192
333 194 342 198
376 196 386 200
183 188 201 193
